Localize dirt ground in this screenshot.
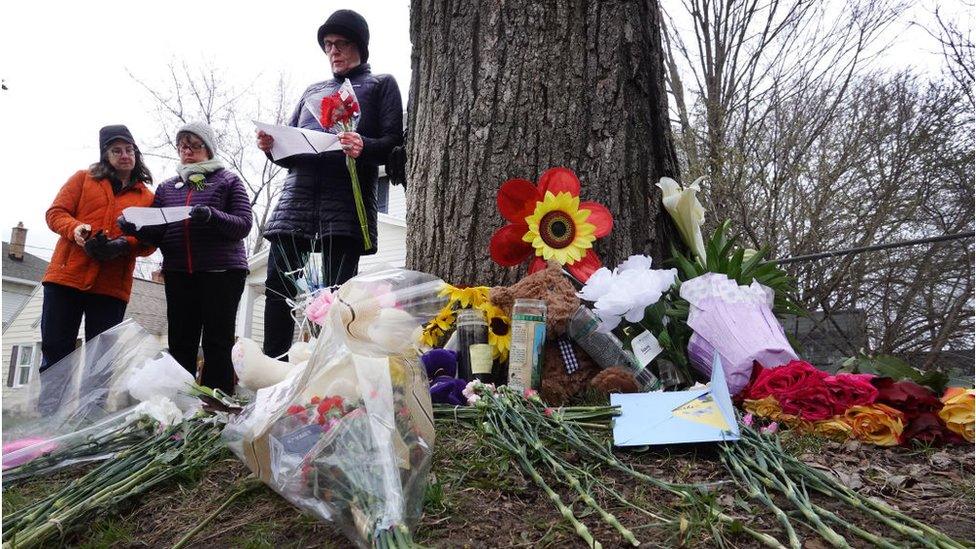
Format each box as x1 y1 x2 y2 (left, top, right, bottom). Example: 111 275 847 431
3 424 974 548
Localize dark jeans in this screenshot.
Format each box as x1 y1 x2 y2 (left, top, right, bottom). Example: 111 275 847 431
263 234 361 360
40 283 128 372
39 283 128 415
165 270 246 395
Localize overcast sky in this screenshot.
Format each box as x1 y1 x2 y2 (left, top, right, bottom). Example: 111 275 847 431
0 1 964 262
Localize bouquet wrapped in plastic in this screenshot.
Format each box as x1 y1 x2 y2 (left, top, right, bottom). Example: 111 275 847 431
679 273 797 396
2 320 199 480
223 268 445 548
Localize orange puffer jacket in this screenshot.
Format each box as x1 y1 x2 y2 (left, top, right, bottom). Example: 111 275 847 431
43 169 156 302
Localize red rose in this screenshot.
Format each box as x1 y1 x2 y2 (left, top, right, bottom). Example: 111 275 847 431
778 381 835 421
901 412 963 446
286 404 307 417
873 378 942 420
824 373 878 415
745 360 828 401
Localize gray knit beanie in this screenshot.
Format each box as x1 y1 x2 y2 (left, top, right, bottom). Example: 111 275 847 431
176 122 217 158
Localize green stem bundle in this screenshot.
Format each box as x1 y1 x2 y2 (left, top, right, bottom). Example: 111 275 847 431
3 416 225 549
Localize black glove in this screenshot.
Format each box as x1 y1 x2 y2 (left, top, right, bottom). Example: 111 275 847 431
117 215 138 236
386 144 407 188
189 204 212 223
84 232 130 261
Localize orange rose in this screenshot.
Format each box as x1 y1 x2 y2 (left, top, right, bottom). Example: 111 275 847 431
814 417 854 441
844 404 905 446
939 388 975 442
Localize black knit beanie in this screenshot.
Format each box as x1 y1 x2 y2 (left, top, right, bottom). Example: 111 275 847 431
317 9 370 62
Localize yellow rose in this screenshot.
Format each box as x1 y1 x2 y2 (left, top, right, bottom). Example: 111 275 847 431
843 404 904 446
939 388 975 443
744 397 782 419
814 417 853 441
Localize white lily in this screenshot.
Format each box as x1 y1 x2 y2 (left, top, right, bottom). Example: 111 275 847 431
657 176 708 264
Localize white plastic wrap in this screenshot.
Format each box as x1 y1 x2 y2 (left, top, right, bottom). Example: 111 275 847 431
222 268 445 547
2 320 199 479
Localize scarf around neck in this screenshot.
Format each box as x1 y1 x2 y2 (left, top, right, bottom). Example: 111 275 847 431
177 159 224 189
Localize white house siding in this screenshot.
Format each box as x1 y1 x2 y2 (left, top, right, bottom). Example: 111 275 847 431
3 281 36 327
2 286 46 413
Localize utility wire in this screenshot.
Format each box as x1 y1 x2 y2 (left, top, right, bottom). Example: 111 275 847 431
770 231 975 266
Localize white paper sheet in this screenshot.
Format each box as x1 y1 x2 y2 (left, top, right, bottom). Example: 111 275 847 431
253 120 342 161
122 206 193 229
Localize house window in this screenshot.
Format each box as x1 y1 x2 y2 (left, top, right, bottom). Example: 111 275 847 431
9 344 37 387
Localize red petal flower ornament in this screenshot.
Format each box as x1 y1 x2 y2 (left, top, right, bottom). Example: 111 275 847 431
489 167 613 282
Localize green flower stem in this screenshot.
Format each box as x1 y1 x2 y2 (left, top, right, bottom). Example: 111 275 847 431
497 410 641 546
346 155 371 251
721 452 800 549
739 428 958 549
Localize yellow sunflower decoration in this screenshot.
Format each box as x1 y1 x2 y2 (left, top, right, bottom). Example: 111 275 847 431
523 191 598 265
419 284 511 363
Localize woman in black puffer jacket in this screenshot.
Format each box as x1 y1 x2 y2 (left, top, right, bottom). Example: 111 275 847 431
256 9 403 361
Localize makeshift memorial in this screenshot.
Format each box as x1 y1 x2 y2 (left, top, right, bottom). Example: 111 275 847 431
741 359 974 447
679 273 797 396
223 268 442 548
489 167 613 282
443 381 784 548
306 79 370 250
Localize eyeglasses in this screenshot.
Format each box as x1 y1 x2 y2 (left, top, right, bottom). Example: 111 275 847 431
108 147 136 157
177 142 205 152
322 38 353 53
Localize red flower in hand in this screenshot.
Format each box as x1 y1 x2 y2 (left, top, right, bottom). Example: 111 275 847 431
488 167 613 282
320 92 360 130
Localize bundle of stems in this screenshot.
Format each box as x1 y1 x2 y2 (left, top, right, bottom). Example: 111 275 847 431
461 384 781 548
722 425 969 549
2 419 157 486
433 403 620 426
2 415 225 549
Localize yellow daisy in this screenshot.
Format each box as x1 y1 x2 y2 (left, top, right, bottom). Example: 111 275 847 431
439 284 491 308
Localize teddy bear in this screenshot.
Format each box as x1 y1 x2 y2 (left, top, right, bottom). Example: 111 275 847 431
489 260 641 405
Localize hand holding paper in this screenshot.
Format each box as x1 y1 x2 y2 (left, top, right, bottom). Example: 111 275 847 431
121 206 193 230
253 121 342 161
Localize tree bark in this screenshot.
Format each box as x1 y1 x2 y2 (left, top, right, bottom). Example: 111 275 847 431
406 0 680 285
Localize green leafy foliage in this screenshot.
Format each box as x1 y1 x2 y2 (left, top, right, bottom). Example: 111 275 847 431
840 353 950 394
668 220 804 318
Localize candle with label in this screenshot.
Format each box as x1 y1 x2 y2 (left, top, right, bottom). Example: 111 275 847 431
507 299 547 392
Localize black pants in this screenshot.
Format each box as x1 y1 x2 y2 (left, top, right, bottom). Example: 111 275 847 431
40 283 128 372
39 283 128 415
165 270 246 395
263 234 361 360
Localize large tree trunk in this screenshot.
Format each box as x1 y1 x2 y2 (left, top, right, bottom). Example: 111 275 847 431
406 1 680 285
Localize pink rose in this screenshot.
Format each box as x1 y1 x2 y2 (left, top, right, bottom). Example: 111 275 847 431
824 373 878 415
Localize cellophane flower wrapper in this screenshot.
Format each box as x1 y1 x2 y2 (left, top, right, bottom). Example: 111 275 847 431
2 320 199 477
679 273 797 396
222 268 446 548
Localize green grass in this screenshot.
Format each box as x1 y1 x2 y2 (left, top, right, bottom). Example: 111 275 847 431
75 518 134 549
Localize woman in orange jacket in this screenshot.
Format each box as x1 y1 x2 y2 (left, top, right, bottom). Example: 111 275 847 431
40 125 156 379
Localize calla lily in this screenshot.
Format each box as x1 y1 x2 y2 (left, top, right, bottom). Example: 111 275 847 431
657 176 707 264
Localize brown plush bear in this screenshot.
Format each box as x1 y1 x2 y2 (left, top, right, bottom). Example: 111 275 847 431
490 261 640 405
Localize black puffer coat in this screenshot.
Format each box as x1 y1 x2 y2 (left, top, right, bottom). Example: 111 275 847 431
264 63 403 254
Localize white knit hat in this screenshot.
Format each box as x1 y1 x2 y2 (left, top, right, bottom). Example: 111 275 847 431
177 121 217 158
